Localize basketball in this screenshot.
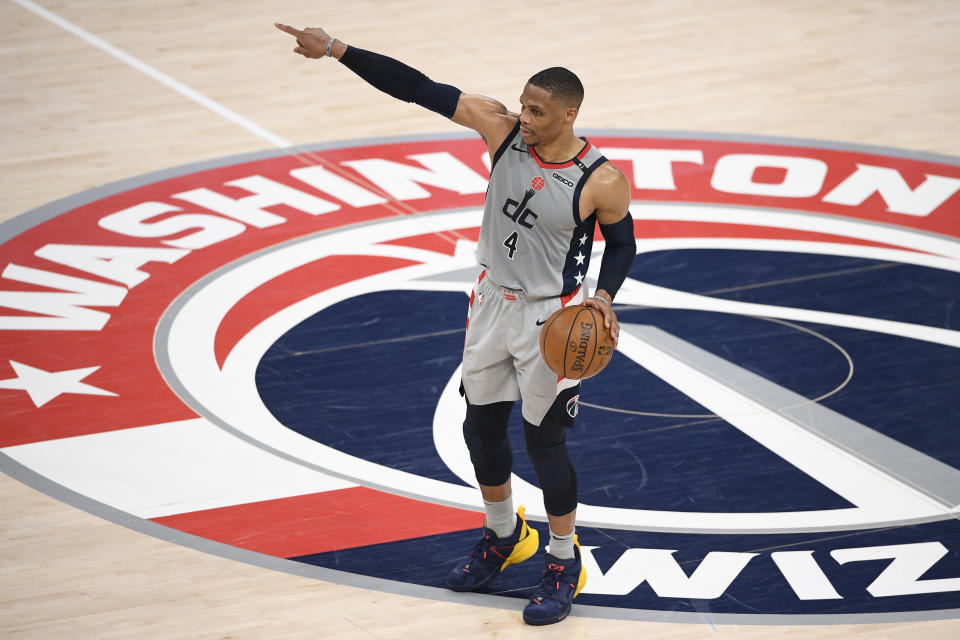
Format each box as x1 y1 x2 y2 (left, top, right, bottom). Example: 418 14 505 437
539 305 615 380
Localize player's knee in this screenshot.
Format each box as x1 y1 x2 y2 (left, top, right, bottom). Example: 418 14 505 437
524 417 578 516
462 401 513 486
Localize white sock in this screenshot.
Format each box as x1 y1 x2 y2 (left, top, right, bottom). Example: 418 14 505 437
549 528 575 560
483 495 516 539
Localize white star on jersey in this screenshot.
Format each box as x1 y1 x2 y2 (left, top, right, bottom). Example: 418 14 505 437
0 360 117 408
578 233 588 246
575 252 585 265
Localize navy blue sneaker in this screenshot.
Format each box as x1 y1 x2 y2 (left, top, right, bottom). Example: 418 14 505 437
522 536 587 625
446 505 539 592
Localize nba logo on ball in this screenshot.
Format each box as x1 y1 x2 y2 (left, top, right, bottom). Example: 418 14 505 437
1 131 958 625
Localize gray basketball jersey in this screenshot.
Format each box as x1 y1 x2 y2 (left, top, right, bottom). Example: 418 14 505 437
476 121 609 298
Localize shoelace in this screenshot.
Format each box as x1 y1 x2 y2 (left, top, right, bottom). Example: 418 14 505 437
469 534 492 561
466 534 507 567
531 564 576 603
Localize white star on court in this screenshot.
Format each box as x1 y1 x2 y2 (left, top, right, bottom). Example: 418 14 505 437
578 233 588 246
574 252 585 265
0 360 117 408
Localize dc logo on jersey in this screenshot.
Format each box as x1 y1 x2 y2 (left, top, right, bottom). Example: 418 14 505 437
501 177 544 229
1 133 958 625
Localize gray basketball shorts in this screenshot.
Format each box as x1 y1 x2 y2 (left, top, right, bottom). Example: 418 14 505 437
461 269 584 426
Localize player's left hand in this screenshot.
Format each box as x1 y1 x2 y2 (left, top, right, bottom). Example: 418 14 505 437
585 293 619 349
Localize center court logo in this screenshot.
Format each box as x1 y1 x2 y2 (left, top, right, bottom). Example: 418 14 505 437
0 132 958 624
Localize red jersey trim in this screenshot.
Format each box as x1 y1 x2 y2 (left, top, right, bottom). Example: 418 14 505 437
529 139 592 169
559 286 582 308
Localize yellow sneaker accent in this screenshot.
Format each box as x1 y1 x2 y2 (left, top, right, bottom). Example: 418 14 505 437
500 505 539 571
573 535 587 597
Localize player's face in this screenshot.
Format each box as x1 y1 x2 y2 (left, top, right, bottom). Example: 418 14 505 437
518 83 577 147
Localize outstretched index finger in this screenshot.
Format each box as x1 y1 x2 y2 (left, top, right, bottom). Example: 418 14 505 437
274 22 303 38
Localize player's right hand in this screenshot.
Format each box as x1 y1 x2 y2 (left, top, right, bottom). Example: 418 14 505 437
274 23 334 59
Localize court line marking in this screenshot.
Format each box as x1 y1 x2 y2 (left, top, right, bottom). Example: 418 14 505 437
9 0 293 148
581 315 856 418
697 262 901 297
9 0 475 249
619 323 960 511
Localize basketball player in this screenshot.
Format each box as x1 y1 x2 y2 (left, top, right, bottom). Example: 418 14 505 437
276 23 636 625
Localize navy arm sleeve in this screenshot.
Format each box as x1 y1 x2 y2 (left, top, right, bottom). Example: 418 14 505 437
596 213 637 300
339 46 461 118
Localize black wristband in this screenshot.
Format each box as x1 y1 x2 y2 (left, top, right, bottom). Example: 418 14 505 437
596 213 637 300
339 46 461 118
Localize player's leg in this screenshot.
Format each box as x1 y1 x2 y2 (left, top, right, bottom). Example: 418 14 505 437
448 274 539 591
460 272 524 537
515 291 584 557
524 407 578 553
514 291 588 624
464 397 515 536
520 404 588 625
446 398 540 591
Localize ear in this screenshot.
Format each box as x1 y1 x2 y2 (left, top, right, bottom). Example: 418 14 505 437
563 106 579 123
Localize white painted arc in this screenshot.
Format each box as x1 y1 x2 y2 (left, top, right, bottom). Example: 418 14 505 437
630 203 960 260
614 278 960 349
0 211 947 530
158 208 960 532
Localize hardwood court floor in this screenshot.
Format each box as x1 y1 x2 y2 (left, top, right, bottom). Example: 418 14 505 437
1 0 959 637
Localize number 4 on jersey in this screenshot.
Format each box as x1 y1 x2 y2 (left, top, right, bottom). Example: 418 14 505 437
503 231 519 260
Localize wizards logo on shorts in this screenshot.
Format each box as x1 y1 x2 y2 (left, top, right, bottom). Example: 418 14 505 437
1 132 959 624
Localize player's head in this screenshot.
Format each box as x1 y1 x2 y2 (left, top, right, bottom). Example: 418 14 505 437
519 67 583 146
528 67 584 109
